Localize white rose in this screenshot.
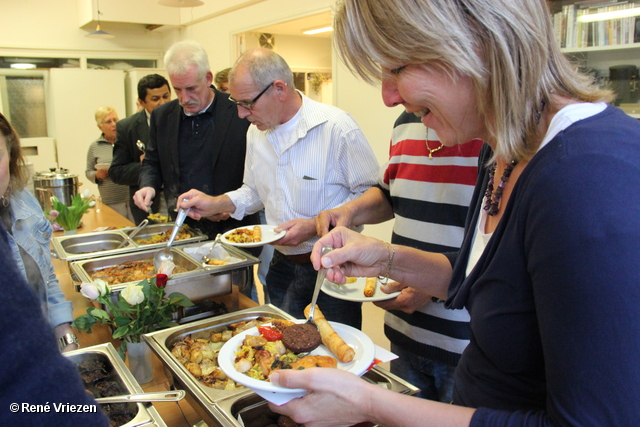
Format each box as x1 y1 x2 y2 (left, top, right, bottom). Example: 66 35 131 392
80 282 100 300
121 284 145 305
93 279 108 296
157 260 176 277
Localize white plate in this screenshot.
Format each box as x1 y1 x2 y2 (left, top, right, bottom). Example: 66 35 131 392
221 224 285 248
94 163 111 170
218 321 375 395
321 277 401 302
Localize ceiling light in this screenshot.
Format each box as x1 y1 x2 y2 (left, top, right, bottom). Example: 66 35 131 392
158 0 204 7
303 26 333 35
86 24 115 39
10 63 36 69
576 7 640 23
86 0 114 39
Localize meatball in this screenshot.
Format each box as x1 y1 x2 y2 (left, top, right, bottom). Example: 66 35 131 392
281 323 321 353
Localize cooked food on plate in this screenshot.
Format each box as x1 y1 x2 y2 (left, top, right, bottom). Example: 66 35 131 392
303 304 355 363
364 277 377 297
226 226 262 243
90 259 187 285
171 316 273 389
233 316 343 382
345 276 358 284
135 227 191 244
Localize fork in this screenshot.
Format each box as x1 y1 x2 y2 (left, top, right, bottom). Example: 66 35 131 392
306 245 333 328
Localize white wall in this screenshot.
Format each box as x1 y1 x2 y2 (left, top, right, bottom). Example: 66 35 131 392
49 69 126 199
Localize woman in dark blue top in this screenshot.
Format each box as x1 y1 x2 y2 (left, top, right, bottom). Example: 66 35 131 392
266 0 640 426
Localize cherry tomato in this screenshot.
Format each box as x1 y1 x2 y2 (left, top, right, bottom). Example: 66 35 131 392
258 325 282 341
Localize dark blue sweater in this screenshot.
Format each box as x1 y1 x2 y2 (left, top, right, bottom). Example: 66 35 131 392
0 225 109 426
446 106 640 426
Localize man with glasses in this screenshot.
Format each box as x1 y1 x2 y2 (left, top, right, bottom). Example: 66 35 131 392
133 40 260 240
178 48 379 329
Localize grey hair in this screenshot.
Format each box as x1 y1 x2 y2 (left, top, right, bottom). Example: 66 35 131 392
334 0 614 162
230 48 294 89
164 40 211 81
94 106 117 125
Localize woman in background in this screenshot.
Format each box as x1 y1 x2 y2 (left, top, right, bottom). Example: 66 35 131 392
0 112 78 352
269 0 640 426
85 106 133 221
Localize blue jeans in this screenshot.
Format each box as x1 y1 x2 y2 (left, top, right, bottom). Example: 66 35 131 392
390 343 456 402
266 250 362 329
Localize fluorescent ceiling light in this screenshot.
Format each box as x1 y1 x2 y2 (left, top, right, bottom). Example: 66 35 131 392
577 7 640 23
10 63 36 69
303 26 333 35
158 0 204 7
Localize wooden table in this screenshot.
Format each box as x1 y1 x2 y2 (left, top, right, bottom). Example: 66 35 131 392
53 203 258 427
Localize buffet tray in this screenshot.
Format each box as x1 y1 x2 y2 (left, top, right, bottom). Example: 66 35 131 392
143 305 419 427
51 223 207 263
70 243 259 302
64 342 167 427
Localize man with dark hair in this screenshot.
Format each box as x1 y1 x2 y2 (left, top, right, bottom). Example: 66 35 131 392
111 73 171 224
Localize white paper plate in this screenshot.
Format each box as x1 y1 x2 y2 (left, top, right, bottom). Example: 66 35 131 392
221 224 285 248
218 321 375 395
94 163 111 170
321 277 401 302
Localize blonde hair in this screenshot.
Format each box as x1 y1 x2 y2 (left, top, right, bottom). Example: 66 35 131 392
94 106 117 126
334 0 614 162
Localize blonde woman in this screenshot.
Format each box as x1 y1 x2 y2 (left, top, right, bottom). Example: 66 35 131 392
85 106 133 221
269 0 640 426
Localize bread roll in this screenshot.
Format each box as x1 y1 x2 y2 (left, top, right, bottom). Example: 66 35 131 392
304 305 355 363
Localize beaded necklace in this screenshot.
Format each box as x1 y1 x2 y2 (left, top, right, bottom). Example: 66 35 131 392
483 99 546 216
483 159 517 216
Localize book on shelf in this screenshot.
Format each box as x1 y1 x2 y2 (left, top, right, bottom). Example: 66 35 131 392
552 1 640 49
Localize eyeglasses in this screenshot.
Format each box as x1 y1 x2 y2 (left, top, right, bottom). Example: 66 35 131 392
228 81 274 110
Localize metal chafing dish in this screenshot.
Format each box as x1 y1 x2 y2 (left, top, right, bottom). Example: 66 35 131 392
64 342 167 427
70 242 259 305
51 223 207 264
143 305 419 427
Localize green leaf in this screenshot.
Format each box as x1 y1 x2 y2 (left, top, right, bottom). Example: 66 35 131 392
88 307 110 320
114 315 130 327
112 325 130 339
168 293 194 307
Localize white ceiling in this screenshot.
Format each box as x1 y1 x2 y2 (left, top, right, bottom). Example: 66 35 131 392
251 11 333 38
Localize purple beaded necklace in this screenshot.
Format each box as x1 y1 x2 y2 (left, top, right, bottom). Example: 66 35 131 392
483 99 546 216
483 159 517 216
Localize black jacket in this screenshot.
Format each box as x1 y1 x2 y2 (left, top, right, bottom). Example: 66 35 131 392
110 109 159 224
139 87 259 238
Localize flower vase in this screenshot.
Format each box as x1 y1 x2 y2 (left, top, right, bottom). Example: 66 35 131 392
64 228 78 236
125 340 154 384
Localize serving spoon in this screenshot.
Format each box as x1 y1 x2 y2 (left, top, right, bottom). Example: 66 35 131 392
153 201 190 272
202 233 222 264
95 389 185 404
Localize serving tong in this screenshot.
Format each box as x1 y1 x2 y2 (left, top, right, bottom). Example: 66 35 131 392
153 200 190 272
116 219 148 249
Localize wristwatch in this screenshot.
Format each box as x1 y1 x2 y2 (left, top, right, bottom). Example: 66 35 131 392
58 333 79 351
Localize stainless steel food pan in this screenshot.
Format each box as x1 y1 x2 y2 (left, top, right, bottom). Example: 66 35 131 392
64 342 167 427
70 245 259 303
143 305 294 426
222 366 419 427
143 305 419 427
51 223 206 263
